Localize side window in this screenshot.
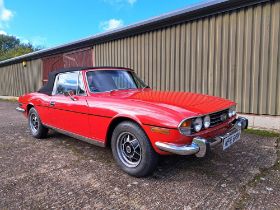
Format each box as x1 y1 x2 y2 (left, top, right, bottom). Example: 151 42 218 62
53 72 79 95
77 72 86 95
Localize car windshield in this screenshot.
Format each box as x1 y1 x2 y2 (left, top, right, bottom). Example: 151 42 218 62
86 70 148 93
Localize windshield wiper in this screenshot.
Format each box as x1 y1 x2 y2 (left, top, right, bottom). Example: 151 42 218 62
109 88 137 93
142 85 150 90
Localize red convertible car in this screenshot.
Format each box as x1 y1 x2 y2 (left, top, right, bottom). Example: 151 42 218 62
17 67 248 177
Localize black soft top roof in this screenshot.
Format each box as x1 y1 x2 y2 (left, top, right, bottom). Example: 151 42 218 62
37 66 132 95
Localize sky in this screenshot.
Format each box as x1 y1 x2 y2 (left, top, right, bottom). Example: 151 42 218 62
1 0 212 48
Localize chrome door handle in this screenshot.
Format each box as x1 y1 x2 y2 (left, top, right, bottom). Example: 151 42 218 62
50 101 55 106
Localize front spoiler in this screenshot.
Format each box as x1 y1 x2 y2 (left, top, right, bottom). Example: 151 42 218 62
155 117 248 157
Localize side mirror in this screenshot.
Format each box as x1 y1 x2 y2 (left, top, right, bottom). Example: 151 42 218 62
64 90 77 101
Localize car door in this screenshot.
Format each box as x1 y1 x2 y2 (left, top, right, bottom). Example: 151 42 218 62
49 71 90 138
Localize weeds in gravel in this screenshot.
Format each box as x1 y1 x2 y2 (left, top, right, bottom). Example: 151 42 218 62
245 128 280 138
234 131 280 209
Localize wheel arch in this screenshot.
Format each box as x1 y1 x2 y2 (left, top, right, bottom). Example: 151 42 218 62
105 116 147 147
26 103 34 114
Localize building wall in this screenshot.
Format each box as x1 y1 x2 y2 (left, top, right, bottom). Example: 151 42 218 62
42 54 64 85
42 48 94 84
63 48 94 68
0 48 95 96
0 59 42 96
94 0 280 116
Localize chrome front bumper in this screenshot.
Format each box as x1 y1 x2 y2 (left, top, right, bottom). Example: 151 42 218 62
155 117 248 157
16 107 25 113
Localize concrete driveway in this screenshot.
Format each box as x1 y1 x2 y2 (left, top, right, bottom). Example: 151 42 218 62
0 101 279 209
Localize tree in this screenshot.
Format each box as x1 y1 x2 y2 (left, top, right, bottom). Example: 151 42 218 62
0 34 42 61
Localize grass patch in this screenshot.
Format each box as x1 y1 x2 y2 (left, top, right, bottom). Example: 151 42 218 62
0 98 18 102
245 128 280 138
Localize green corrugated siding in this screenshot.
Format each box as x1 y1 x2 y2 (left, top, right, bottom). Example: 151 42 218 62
0 59 42 96
94 0 280 116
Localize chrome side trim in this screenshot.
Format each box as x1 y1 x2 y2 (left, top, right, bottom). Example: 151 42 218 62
44 124 105 147
16 107 25 113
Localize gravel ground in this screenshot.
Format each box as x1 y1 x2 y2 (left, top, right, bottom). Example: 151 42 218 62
0 100 279 209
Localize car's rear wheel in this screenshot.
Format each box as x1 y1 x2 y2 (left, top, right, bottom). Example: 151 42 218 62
28 107 48 139
111 121 158 177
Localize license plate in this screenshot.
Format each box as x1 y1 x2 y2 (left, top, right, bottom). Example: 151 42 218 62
223 129 241 150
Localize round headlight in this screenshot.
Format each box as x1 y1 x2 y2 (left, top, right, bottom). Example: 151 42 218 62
232 107 236 116
203 115 211 128
193 117 202 132
228 106 236 118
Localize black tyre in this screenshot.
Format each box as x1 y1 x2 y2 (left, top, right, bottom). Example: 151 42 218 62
28 107 48 139
111 121 158 177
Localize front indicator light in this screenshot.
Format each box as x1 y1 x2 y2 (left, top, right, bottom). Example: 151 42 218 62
179 119 192 135
151 127 170 135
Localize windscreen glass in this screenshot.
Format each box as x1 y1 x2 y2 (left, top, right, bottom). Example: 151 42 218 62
86 70 147 93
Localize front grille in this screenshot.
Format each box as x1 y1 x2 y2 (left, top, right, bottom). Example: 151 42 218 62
209 109 229 127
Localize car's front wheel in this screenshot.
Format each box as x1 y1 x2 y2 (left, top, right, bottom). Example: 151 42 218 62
28 107 48 139
111 121 158 177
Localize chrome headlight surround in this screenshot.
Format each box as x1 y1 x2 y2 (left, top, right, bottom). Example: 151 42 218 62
228 106 236 118
178 119 192 135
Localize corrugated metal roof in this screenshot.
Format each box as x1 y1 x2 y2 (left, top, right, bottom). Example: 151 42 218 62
0 0 268 67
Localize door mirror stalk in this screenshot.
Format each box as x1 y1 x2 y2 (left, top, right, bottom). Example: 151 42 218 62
64 91 77 101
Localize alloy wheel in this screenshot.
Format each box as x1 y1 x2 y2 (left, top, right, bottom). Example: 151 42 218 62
116 132 142 168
